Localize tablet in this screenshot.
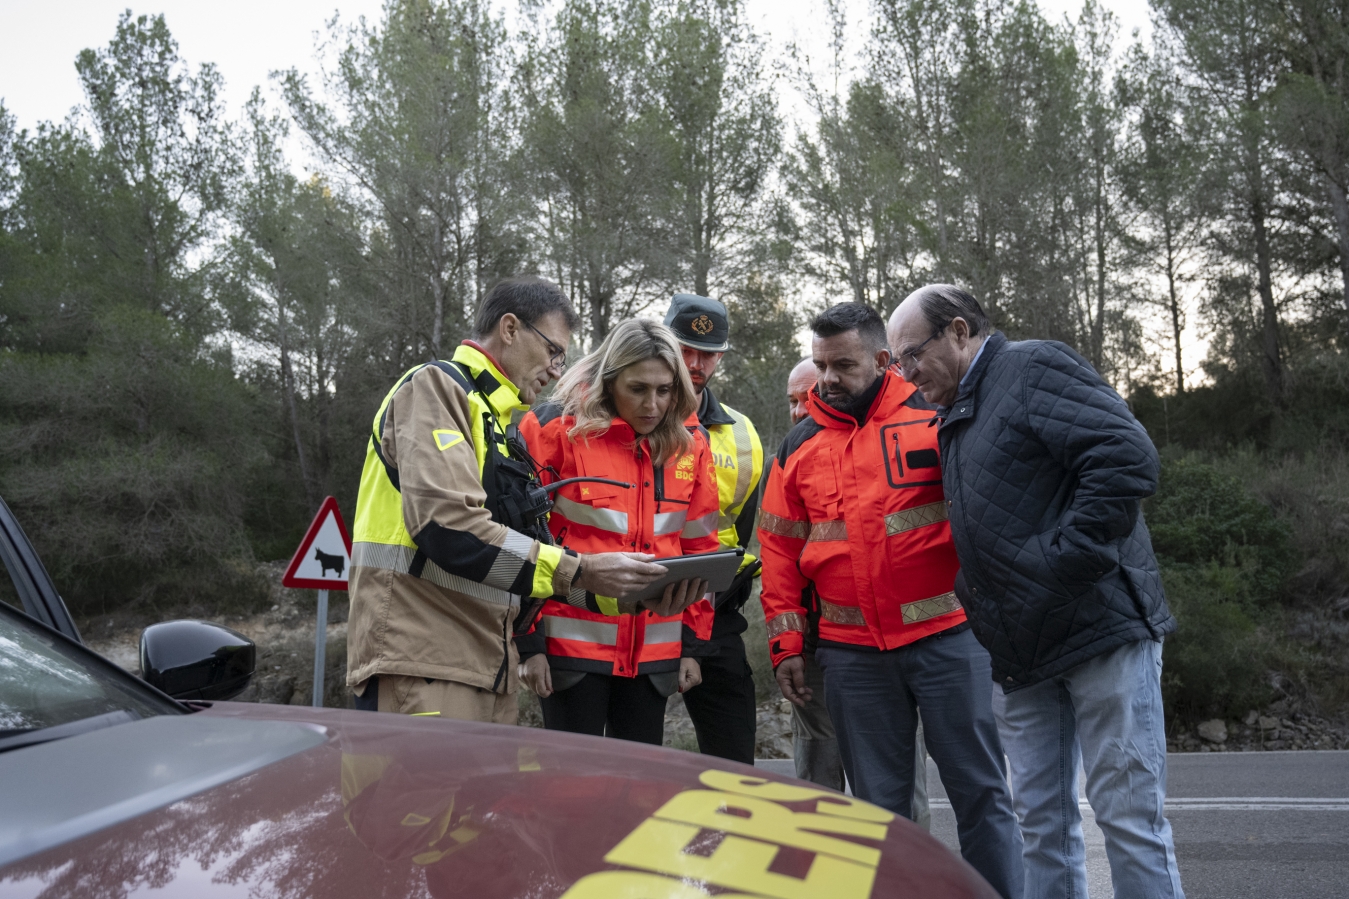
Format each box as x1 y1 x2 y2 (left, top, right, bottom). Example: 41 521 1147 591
619 549 744 605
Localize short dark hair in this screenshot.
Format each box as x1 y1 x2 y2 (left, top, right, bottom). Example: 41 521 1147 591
473 276 580 339
810 302 888 351
910 284 989 338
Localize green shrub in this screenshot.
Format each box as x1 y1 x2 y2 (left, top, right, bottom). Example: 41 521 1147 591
1157 564 1274 720
1146 457 1291 720
1147 456 1292 604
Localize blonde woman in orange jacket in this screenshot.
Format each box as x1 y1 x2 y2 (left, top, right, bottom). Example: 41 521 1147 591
517 319 719 744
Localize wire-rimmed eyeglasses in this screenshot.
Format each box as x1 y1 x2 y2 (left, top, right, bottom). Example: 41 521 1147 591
896 321 950 375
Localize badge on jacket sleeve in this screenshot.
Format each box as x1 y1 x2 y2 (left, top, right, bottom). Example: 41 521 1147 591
433 429 466 451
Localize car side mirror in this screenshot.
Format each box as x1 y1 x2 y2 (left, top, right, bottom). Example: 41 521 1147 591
140 620 256 701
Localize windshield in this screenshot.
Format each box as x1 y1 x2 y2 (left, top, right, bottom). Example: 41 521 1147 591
0 604 180 737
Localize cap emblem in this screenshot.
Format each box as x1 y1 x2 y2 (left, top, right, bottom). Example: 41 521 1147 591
692 314 715 336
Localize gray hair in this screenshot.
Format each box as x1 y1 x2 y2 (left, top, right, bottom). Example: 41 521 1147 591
910 284 990 338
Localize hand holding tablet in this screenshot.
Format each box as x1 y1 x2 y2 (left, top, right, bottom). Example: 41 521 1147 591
617 549 744 610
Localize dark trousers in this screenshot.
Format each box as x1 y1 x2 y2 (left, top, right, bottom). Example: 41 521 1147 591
540 672 667 745
681 635 757 764
816 628 1025 899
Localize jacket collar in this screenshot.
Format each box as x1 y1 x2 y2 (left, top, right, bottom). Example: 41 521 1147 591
937 331 1006 429
451 343 526 416
697 386 736 427
598 410 701 445
807 369 909 430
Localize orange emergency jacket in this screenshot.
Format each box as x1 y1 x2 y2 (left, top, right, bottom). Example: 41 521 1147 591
517 404 718 677
757 370 965 668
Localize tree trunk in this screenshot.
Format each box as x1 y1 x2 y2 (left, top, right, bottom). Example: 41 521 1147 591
1091 170 1108 370
1326 174 1349 317
1251 191 1284 405
430 273 446 360
1164 213 1185 395
277 297 316 510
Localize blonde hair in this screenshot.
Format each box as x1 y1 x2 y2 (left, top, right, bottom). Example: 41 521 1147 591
552 319 696 466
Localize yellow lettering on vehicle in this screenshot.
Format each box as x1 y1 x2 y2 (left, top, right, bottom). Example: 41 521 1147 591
651 789 885 865
562 768 894 899
697 769 896 824
604 818 877 899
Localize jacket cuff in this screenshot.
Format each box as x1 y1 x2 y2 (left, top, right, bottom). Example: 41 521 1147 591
513 629 546 659
767 618 805 668
534 544 579 599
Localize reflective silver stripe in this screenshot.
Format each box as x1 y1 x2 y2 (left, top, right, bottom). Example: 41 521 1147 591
884 501 949 536
820 598 867 626
767 612 806 638
722 413 756 532
483 530 534 590
645 621 683 644
352 541 520 607
544 615 618 645
352 541 416 572
901 592 962 624
552 495 629 534
808 520 848 542
680 510 718 539
421 560 520 606
653 509 688 536
758 511 809 540
563 587 589 609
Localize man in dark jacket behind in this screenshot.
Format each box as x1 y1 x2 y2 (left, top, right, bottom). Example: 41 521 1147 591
888 285 1184 899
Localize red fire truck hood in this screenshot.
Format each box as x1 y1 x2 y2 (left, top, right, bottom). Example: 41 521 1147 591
0 701 996 899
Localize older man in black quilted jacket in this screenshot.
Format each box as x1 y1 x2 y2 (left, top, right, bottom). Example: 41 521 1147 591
889 285 1184 899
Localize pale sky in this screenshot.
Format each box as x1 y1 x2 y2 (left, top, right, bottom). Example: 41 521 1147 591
0 0 1153 133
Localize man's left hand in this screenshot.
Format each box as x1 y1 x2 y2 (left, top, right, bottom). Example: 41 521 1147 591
519 653 552 698
678 657 702 693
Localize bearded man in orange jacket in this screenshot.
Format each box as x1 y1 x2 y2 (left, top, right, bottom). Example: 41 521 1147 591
758 302 1023 899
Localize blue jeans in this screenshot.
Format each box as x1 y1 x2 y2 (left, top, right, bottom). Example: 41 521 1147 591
817 628 1024 899
993 638 1184 899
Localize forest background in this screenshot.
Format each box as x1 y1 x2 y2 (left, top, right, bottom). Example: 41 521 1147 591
2 0 1348 734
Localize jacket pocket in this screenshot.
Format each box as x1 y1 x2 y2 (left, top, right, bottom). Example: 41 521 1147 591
1039 527 1116 592
805 450 840 506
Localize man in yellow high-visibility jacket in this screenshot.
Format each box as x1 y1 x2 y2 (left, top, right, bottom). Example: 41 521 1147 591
347 276 688 723
663 294 764 762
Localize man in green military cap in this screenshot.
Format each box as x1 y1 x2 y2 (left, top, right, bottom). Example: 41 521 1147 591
663 293 765 762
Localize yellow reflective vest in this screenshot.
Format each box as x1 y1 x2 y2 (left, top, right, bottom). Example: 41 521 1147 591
697 388 764 566
346 342 578 695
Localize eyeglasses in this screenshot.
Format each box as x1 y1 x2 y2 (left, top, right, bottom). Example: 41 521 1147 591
524 319 567 370
896 322 949 375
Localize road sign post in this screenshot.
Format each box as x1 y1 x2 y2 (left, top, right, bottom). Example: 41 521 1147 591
281 496 352 708
312 590 328 707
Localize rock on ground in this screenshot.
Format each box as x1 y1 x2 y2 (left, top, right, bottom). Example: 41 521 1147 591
1198 719 1228 744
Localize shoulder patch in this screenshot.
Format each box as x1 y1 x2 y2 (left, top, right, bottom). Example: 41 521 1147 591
433 429 466 451
776 418 826 467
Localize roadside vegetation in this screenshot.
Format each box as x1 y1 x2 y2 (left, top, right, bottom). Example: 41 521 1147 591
3 0 1349 742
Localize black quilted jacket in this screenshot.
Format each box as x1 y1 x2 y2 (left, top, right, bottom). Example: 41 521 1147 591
936 333 1175 690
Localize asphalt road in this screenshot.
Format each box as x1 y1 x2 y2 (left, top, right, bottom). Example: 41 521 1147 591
758 750 1349 898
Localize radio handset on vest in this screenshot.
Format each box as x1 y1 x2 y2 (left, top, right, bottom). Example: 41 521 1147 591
519 477 634 546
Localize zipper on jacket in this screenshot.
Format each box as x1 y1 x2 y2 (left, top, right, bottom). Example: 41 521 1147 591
491 612 509 693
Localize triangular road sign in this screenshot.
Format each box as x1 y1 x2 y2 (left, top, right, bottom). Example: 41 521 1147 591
282 496 353 590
